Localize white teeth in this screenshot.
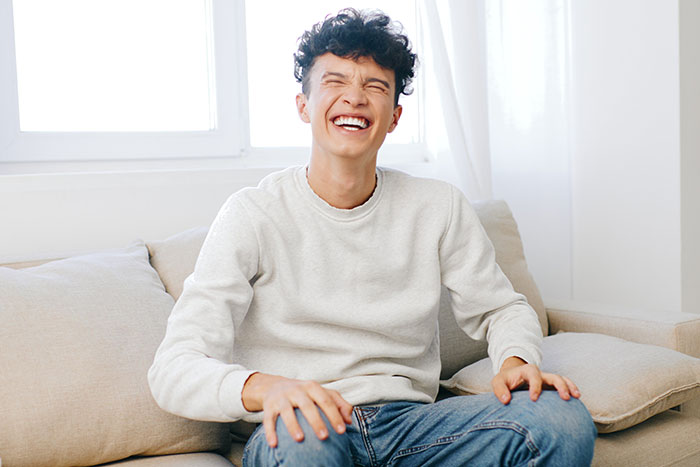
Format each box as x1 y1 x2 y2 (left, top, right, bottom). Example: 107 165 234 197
333 116 369 129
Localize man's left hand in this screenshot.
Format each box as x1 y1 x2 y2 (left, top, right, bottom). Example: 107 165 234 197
491 356 581 404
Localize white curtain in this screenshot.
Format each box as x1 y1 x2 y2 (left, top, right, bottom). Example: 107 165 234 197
419 0 493 201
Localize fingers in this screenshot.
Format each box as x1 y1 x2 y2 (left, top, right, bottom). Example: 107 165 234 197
261 380 354 448
528 368 542 401
564 375 581 398
540 372 567 400
491 374 512 405
541 373 581 400
329 389 355 426
493 362 582 405
262 407 280 448
304 382 351 436
280 404 307 441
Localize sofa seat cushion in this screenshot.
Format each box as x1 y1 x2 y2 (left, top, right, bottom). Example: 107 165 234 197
98 453 234 467
0 242 230 467
592 410 700 467
441 332 700 433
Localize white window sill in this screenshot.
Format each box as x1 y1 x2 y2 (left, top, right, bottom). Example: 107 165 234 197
0 144 435 177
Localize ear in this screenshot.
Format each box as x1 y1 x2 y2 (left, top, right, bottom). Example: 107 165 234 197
388 105 403 133
296 93 311 123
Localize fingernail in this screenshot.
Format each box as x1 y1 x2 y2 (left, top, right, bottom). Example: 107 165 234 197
319 429 328 438
501 394 508 402
337 424 346 432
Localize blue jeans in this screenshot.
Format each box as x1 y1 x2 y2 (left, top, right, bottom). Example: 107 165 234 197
242 391 597 466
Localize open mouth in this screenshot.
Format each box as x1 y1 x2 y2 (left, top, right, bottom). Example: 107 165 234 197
332 115 370 131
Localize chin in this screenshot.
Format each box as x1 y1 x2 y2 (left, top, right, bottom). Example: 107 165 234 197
333 147 378 161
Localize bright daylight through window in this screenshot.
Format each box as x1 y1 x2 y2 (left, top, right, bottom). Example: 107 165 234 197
12 0 214 132
5 0 420 163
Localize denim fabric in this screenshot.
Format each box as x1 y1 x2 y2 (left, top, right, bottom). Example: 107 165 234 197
242 391 597 466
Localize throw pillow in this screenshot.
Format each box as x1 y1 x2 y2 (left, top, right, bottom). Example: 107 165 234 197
0 242 229 467
147 227 208 301
440 332 700 433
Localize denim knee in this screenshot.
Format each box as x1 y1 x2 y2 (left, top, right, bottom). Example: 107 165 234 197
523 391 597 465
242 408 353 467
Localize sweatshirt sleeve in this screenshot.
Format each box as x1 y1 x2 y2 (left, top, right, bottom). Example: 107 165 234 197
148 194 260 422
439 185 543 374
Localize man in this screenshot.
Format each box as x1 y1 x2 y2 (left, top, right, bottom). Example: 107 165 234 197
149 9 596 466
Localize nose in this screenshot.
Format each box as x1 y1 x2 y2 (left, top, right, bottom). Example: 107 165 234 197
342 84 368 107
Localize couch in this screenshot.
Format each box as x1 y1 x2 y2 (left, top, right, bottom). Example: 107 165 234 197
2 200 700 467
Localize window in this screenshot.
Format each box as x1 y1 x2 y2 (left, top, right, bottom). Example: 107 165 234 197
13 0 215 132
1 0 244 163
0 0 424 169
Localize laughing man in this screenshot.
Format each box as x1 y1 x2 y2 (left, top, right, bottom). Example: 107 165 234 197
149 9 597 466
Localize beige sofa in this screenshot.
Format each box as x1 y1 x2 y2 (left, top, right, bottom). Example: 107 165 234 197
2 200 700 467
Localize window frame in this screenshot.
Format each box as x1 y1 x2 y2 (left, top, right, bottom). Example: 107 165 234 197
0 0 429 172
0 0 248 163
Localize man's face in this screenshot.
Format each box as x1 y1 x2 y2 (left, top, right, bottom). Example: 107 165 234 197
296 53 402 163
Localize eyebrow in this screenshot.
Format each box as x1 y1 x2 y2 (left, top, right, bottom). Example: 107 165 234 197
321 72 390 89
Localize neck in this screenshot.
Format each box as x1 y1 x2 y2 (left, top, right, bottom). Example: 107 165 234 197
306 155 378 209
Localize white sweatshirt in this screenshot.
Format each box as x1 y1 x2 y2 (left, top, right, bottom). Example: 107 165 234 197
148 166 543 424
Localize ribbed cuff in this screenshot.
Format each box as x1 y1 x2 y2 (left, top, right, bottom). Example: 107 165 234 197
494 346 542 375
218 369 259 420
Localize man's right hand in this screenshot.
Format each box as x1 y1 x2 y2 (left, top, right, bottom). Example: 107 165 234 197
241 372 354 448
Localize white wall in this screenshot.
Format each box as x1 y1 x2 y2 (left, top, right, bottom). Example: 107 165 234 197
680 0 700 314
489 0 686 314
569 0 681 313
0 158 435 264
0 167 277 263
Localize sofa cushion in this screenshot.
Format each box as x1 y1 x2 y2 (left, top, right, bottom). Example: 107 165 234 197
147 227 208 301
96 453 234 467
146 201 546 383
0 242 229 467
473 200 547 333
440 332 700 433
591 410 700 467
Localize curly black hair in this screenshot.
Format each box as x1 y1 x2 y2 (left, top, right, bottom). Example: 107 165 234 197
294 8 417 106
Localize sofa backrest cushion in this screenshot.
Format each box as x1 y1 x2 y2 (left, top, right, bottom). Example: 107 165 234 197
0 242 229 467
147 199 547 381
148 226 209 300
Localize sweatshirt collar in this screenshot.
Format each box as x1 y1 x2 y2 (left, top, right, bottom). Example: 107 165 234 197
295 165 384 221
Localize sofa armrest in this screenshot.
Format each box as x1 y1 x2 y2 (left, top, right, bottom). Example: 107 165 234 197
546 300 700 419
545 300 700 358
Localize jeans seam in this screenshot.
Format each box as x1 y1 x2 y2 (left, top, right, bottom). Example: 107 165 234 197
390 433 465 462
469 420 541 459
355 407 378 466
242 426 274 467
359 406 381 422
389 420 541 465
